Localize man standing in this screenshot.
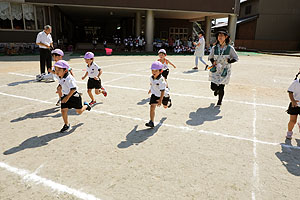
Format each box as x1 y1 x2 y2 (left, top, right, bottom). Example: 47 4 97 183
192 30 209 70
36 25 53 74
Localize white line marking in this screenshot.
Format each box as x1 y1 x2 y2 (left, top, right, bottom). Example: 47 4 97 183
7 72 287 109
0 162 102 200
8 72 36 78
252 89 259 200
103 74 132 84
0 90 279 146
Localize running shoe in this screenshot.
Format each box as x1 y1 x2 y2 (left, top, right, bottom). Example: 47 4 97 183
84 101 91 111
145 120 154 128
101 87 107 97
89 101 96 106
60 124 70 133
286 131 293 139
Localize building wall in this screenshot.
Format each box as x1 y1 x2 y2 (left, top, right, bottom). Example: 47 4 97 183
154 19 192 39
255 0 300 41
236 19 257 40
239 0 259 19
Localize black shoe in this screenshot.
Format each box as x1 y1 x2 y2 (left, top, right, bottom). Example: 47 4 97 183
205 65 209 70
214 90 219 96
145 120 154 128
60 124 70 132
168 99 172 108
84 101 91 111
216 101 222 106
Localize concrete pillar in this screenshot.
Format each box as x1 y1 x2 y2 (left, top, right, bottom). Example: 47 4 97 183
205 16 212 48
228 14 238 43
145 10 154 52
135 11 141 37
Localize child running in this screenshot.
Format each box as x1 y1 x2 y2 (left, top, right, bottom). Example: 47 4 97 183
146 61 172 128
286 70 300 139
54 60 91 132
208 29 238 106
48 49 74 106
157 49 176 83
81 52 107 106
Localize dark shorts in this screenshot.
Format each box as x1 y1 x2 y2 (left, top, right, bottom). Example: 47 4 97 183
87 78 102 89
286 102 300 115
149 94 170 106
61 92 83 109
162 69 169 79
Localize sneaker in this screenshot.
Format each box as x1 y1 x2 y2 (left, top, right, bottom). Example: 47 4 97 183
89 101 96 106
56 99 61 106
60 124 70 133
286 131 293 139
84 101 91 111
205 65 209 70
101 87 107 97
192 67 198 70
167 99 172 108
216 100 222 106
145 120 154 128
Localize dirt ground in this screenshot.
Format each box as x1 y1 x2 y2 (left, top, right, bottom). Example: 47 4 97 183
0 53 299 200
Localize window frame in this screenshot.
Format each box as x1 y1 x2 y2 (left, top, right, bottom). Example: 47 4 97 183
0 2 47 32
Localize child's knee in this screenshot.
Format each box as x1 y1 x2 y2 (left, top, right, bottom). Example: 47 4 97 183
95 89 100 95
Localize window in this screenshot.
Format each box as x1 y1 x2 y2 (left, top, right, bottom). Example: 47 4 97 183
0 2 11 29
0 2 47 31
23 4 35 30
169 27 188 39
245 5 252 15
36 6 45 30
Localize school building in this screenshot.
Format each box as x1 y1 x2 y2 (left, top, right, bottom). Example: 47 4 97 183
0 0 240 53
235 0 300 51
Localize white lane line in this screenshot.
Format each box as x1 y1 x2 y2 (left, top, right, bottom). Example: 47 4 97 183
8 72 36 78
252 89 259 200
103 74 132 84
7 72 287 109
0 162 102 200
0 90 279 146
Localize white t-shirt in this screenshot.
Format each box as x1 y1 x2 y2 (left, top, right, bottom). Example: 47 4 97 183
150 75 169 97
36 31 53 49
288 80 300 106
194 36 205 57
87 62 101 78
59 73 78 95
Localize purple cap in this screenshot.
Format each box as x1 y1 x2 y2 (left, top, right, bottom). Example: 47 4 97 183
54 60 69 69
151 61 163 70
158 49 167 55
51 49 64 56
84 52 94 59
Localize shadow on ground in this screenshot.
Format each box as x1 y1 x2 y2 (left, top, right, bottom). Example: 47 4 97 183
7 79 37 86
183 69 199 74
275 139 300 176
117 117 167 148
137 97 150 105
186 103 222 126
3 123 83 155
11 107 78 123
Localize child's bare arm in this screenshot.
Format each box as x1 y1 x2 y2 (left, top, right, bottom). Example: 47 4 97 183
95 69 102 80
61 89 76 103
289 92 298 107
157 90 165 106
69 69 74 77
167 60 176 68
82 72 88 80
